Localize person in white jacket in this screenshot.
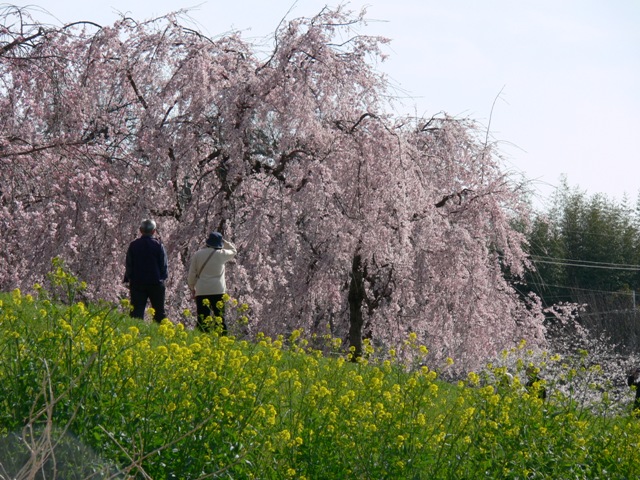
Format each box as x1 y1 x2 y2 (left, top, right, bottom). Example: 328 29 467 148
187 231 237 333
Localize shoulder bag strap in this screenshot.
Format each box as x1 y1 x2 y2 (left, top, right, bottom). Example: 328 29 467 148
195 249 216 281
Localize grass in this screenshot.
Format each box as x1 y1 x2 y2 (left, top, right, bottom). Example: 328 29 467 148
1 262 640 479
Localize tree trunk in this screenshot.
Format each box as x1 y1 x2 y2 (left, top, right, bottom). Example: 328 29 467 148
348 252 365 360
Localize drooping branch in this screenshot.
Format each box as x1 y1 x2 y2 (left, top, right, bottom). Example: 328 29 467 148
61 20 102 31
334 112 377 134
435 188 474 208
0 27 45 56
126 71 148 110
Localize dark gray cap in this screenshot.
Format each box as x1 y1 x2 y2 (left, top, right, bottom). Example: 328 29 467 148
206 232 223 248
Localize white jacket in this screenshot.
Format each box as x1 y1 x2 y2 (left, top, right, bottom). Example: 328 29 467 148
187 240 237 296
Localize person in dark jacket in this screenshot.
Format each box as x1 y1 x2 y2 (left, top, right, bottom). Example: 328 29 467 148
627 367 640 411
124 219 168 323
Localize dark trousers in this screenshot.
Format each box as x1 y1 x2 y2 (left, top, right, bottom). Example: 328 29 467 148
130 283 166 323
195 294 226 333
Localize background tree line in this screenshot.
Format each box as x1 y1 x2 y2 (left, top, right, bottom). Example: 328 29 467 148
524 177 640 352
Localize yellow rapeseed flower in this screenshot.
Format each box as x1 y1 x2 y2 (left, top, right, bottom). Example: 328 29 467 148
364 341 374 355
57 319 73 335
159 321 175 339
462 407 476 422
128 326 139 337
429 383 439 396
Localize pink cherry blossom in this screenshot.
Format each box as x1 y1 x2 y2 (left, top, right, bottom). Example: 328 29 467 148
0 5 546 372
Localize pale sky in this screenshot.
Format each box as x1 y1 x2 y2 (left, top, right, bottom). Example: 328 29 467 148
6 0 640 209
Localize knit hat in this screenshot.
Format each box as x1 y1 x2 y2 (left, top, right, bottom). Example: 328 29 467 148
206 232 224 249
